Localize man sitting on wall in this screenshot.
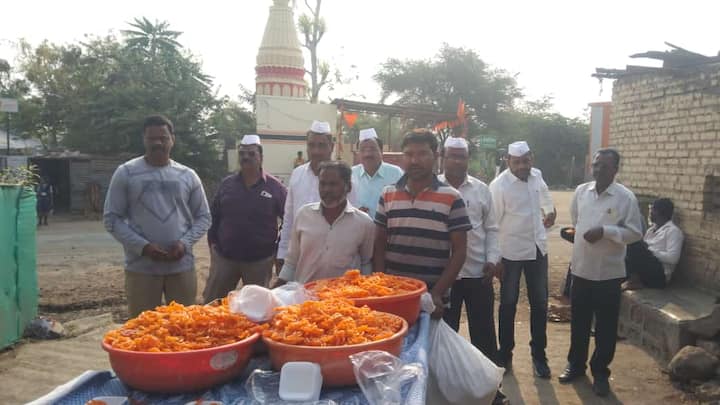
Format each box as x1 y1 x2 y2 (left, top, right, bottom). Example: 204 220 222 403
623 198 684 290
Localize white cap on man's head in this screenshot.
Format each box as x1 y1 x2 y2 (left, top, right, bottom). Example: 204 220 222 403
508 141 530 157
444 136 468 150
240 134 261 145
359 128 378 142
309 120 332 134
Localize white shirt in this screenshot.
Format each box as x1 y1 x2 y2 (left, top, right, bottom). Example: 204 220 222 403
644 220 684 281
489 168 554 261
278 201 375 283
439 174 500 278
277 162 357 259
570 181 643 281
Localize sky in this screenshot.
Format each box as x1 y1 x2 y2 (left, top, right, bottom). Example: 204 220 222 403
2 0 719 119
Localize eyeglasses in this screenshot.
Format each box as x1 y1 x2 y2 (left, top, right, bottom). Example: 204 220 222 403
239 151 258 157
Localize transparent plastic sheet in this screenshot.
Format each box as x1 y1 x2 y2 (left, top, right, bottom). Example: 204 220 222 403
244 369 337 405
228 282 314 322
427 320 504 405
349 350 424 405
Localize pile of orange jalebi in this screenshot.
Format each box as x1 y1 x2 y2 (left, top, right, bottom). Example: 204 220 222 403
104 300 265 352
310 269 421 299
263 298 403 346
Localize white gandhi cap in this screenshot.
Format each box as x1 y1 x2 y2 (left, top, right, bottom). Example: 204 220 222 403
358 128 378 142
309 120 332 134
444 136 469 150
508 141 530 156
240 134 261 145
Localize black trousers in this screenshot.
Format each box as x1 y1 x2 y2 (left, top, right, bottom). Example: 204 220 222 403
567 275 623 379
625 241 666 288
443 278 498 364
499 248 549 361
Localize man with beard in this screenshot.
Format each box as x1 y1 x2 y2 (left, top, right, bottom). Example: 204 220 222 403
559 148 643 397
203 135 287 302
352 128 403 218
104 115 211 317
275 120 356 270
275 161 374 284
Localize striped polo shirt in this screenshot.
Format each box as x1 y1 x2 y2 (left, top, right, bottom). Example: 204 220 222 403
375 174 472 284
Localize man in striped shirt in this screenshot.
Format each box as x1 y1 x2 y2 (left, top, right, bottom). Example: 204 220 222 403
373 131 472 318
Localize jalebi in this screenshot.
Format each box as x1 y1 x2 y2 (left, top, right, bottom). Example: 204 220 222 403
104 299 265 352
309 269 421 300
263 298 403 346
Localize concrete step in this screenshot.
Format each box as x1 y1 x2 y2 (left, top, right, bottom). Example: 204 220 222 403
618 286 720 363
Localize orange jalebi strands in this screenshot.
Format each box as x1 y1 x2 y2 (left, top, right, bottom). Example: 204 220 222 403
310 269 420 299
263 298 403 346
104 300 265 352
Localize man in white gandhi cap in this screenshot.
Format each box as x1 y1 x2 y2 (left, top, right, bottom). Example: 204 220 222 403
351 128 404 218
276 121 357 272
203 134 288 302
439 136 509 405
489 140 556 379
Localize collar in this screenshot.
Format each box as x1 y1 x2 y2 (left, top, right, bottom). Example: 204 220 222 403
589 181 617 196
395 173 442 192
439 173 470 188
309 199 355 214
360 162 385 179
236 170 267 185
652 220 673 232
507 169 536 183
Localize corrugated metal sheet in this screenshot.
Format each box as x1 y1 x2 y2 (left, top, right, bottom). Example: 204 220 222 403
67 158 123 213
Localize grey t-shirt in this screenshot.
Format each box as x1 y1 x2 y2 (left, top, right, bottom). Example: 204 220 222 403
103 156 211 274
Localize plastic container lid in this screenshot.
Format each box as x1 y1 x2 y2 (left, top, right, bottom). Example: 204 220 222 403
89 397 128 405
278 362 323 402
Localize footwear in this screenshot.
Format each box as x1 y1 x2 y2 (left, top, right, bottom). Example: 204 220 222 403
492 390 510 405
592 377 610 397
532 357 551 379
558 365 585 383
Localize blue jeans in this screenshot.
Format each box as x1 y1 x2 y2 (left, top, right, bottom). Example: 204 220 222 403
498 247 549 361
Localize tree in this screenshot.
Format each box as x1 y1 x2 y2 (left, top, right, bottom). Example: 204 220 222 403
16 20 227 180
122 17 183 59
298 0 330 103
374 44 522 133
208 98 256 165
493 109 589 186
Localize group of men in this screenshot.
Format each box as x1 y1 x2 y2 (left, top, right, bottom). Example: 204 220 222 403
104 114 684 402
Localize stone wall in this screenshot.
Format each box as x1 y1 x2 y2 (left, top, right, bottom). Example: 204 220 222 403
610 64 720 292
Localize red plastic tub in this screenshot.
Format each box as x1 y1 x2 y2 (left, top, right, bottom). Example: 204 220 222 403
262 315 408 387
102 332 260 393
306 276 427 325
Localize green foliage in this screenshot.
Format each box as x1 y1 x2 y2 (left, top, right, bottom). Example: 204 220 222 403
374 44 522 131
10 18 255 181
492 108 589 186
0 165 39 187
374 45 589 187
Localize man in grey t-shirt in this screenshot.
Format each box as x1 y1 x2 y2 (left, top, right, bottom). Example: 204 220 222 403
103 115 211 317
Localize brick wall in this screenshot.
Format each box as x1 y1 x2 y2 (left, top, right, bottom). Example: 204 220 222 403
610 64 720 292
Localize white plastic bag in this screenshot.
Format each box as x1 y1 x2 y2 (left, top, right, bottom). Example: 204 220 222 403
350 350 425 405
427 320 504 405
228 282 313 322
228 285 279 322
273 281 314 306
